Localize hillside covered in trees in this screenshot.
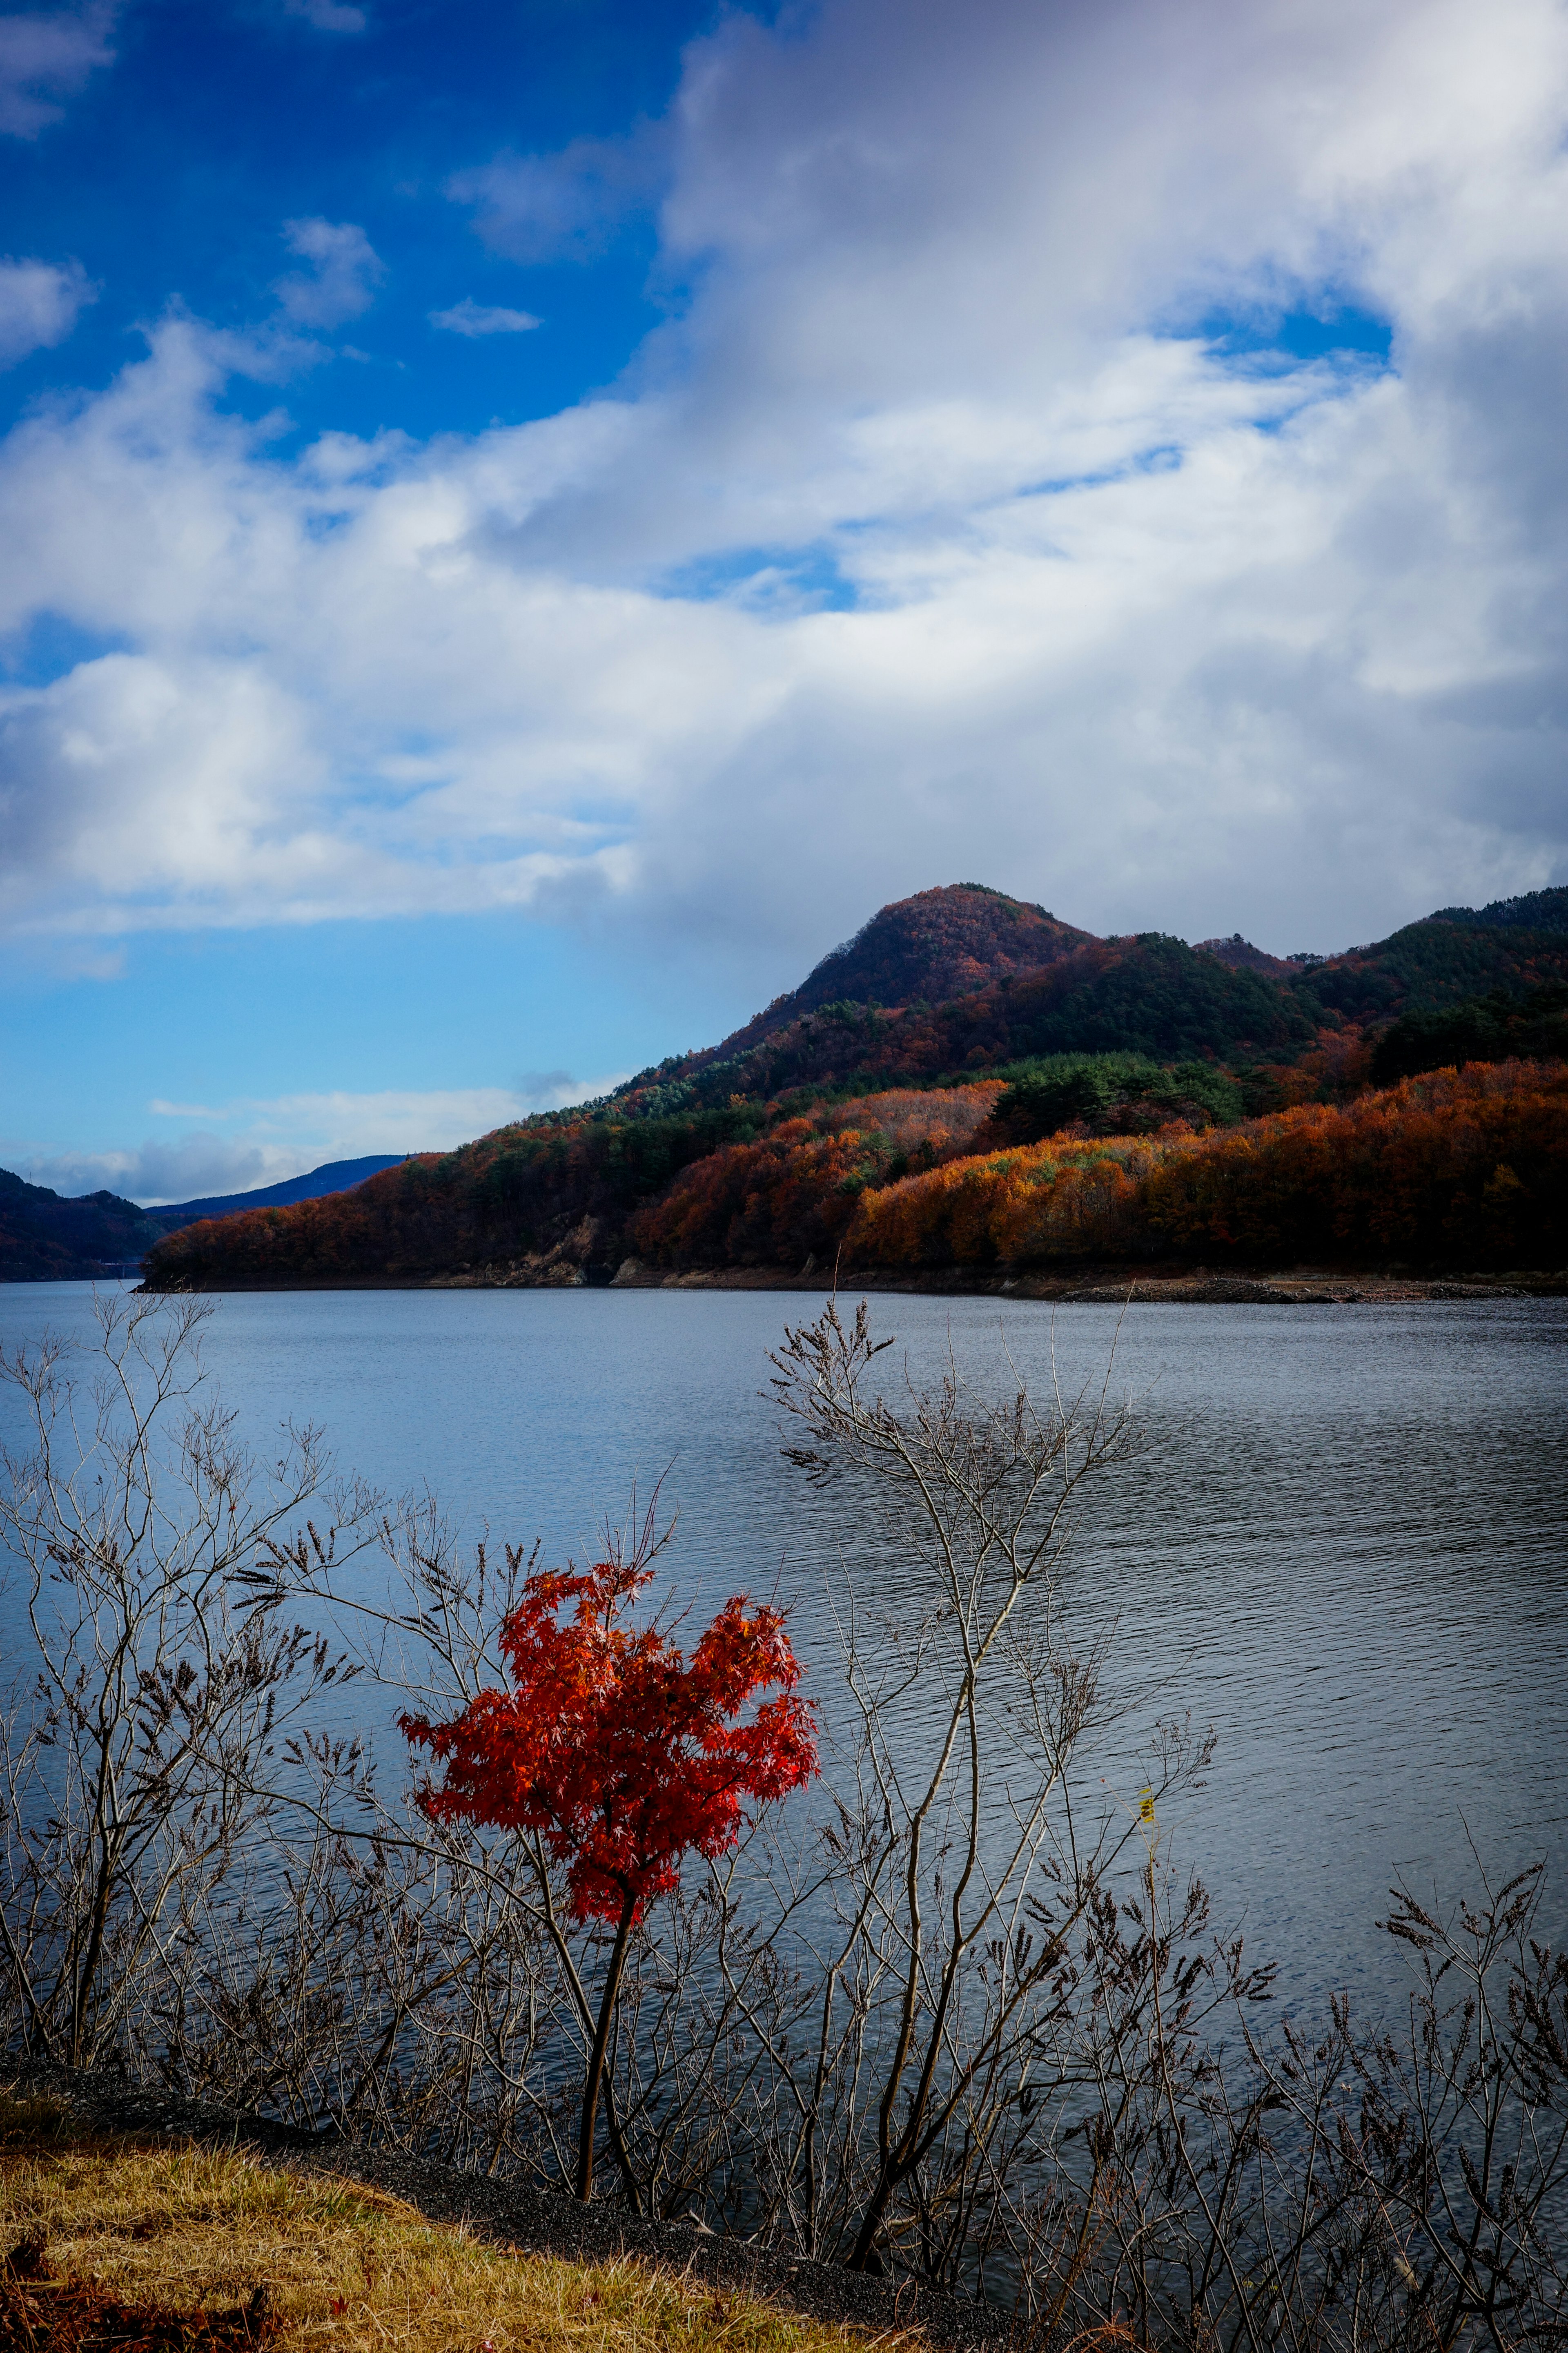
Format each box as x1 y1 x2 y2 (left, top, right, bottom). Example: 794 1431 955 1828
0 1155 406 1282
0 1172 164 1281
143 882 1568 1291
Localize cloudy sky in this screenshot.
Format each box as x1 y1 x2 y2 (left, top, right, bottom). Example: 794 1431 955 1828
3 0 1566 1201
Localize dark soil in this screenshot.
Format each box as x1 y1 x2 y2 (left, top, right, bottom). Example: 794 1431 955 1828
0 2249 278 2353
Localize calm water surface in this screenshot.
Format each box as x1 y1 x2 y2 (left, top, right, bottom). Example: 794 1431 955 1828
2 1282 1564 2021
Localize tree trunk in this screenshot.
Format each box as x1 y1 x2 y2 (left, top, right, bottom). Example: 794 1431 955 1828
847 2160 901 2270
575 1888 638 2203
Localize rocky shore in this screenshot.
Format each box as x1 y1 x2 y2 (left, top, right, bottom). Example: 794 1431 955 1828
144 1262 1562 1302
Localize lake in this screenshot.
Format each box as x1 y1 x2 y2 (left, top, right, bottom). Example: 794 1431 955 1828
2 1280 1564 2026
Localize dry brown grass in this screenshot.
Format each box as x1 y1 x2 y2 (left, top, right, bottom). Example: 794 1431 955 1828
0 2100 916 2353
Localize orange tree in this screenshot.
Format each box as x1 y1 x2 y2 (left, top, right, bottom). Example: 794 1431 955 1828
401 1553 818 2200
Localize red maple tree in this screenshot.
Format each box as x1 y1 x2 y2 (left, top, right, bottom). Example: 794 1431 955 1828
402 1543 818 2200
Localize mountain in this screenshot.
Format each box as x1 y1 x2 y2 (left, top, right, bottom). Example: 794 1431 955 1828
647 931 1318 1108
140 881 1568 1291
1427 885 1568 931
1369 981 1568 1084
145 1155 407 1231
1 1171 165 1282
609 892 1568 1119
0 1156 408 1282
702 885 1093 1061
1192 934 1299 978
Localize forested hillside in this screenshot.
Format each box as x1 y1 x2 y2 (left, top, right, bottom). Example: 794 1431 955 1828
0 1155 408 1282
608 885 1568 1118
702 883 1093 1062
142 881 1568 1291
1 1171 164 1280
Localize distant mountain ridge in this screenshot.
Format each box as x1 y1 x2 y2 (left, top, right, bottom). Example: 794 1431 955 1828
2 1155 407 1283
146 1155 405 1226
0 1171 164 1282
140 877 1568 1293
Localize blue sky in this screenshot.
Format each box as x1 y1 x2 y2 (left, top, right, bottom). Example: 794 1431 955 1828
0 0 715 451
2 0 1566 1200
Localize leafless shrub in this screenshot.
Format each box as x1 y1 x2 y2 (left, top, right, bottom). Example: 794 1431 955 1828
1229 1859 1568 2352
718 1300 1225 2285
3 1291 1564 2353
0 1294 370 2070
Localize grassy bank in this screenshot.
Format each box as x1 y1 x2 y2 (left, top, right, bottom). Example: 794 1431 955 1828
0 2099 915 2353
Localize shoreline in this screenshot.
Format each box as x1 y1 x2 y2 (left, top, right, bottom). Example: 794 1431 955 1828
131 1262 1566 1303
4 2058 1007 2349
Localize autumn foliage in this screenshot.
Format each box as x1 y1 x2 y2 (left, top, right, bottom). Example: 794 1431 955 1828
136 877 1568 1294
402 1544 817 2200
845 1060 1568 1270
142 1059 1568 1287
402 1554 818 1928
630 1087 1002 1269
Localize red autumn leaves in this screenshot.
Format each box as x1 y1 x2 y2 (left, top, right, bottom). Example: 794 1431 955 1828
145 1051 1568 1291
636 1059 1568 1273
401 1555 818 1927
402 1547 818 2200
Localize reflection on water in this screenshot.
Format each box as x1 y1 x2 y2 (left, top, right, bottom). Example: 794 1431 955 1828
2 1280 1564 2017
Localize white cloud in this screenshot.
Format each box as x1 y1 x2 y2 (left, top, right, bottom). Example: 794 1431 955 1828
430 297 542 337
0 0 1566 990
0 255 92 365
11 1134 300 1203
273 217 384 327
449 121 667 264
0 2 113 138
140 1082 604 1141
283 0 365 31
10 1075 628 1202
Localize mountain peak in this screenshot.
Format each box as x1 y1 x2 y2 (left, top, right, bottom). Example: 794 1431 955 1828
1192 933 1297 977
704 883 1094 1062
